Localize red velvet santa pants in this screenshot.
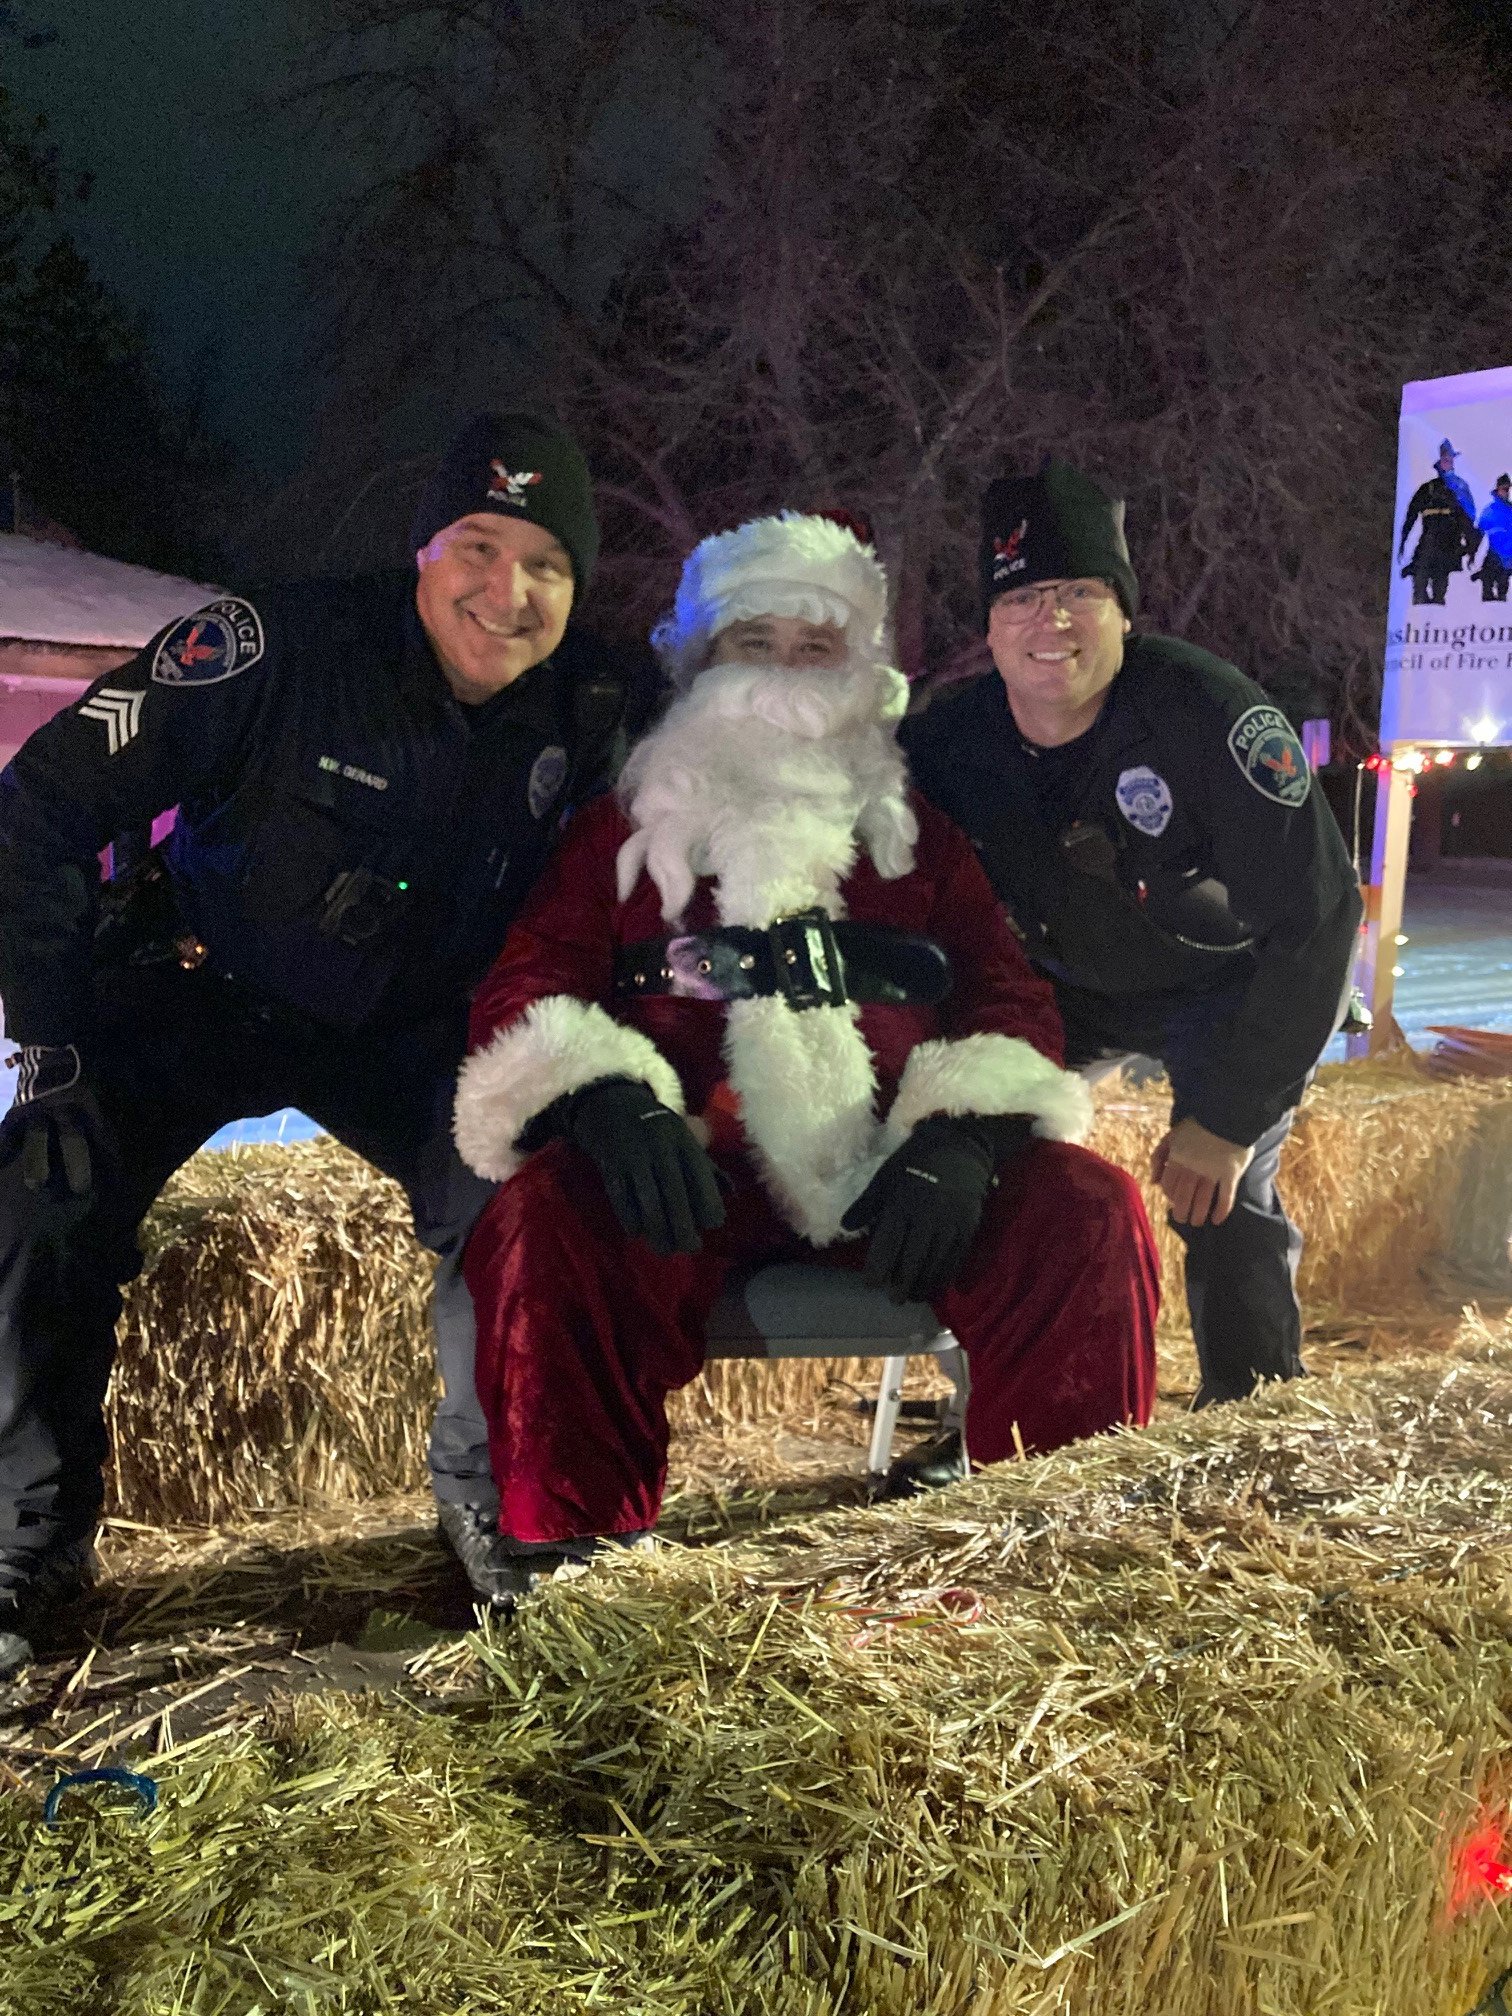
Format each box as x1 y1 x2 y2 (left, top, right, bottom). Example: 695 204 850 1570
462 1139 1159 1542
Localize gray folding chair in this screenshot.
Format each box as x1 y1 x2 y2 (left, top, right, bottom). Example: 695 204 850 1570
703 1261 968 1479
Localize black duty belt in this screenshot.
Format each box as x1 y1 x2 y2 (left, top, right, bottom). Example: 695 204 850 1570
613 908 953 1011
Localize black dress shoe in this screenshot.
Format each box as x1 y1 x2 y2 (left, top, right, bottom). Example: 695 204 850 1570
873 1428 969 1502
0 1533 100 1678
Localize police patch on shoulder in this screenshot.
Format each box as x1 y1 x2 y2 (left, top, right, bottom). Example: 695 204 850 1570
151 598 265 687
527 744 569 819
1226 705 1312 806
1114 765 1174 837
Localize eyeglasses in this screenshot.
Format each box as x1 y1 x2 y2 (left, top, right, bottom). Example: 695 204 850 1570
992 579 1115 625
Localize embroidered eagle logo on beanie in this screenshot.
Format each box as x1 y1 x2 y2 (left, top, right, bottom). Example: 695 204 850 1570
487 462 543 509
410 413 599 584
977 460 1139 629
993 520 1029 580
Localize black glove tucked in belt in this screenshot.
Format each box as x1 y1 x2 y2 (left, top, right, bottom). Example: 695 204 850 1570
841 1112 1035 1304
0 1044 115 1209
537 1076 726 1258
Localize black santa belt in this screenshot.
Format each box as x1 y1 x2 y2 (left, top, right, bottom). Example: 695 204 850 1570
613 909 953 1011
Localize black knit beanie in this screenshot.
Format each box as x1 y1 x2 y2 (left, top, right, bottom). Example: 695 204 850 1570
978 457 1138 627
410 412 599 588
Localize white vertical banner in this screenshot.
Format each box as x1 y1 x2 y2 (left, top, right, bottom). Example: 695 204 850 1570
1383 365 1512 749
1355 364 1512 1058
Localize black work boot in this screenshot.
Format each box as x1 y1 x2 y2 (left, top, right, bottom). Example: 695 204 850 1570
873 1429 969 1502
0 1534 100 1679
438 1504 655 1613
436 1501 545 1609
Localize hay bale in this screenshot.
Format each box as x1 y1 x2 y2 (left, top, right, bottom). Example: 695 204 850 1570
14 1344 1512 2014
106 1061 1512 1527
108 1140 438 1525
1088 1057 1512 1328
1438 1101 1512 1294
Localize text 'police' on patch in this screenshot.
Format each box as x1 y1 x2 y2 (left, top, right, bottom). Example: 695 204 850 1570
151 599 266 688
1226 705 1312 807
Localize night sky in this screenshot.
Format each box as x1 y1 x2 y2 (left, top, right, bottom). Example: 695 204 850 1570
14 0 350 478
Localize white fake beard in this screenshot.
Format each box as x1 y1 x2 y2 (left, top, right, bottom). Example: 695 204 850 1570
613 653 919 1245
614 654 918 928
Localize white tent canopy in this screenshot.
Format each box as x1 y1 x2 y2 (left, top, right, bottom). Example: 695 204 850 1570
0 531 213 649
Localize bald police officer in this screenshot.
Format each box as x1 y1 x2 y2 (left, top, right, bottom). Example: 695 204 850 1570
904 460 1362 1413
0 413 628 1671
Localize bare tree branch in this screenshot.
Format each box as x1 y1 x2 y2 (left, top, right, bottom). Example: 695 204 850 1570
256 0 1512 738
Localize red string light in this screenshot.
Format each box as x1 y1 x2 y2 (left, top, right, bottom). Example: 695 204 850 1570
1450 1817 1512 1918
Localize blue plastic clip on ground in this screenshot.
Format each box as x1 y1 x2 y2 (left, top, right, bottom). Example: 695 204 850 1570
42 1767 158 1828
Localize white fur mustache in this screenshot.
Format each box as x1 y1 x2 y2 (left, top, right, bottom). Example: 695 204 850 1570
686 658 908 740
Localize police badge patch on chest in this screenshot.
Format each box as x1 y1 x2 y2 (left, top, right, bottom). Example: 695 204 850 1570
1114 765 1174 837
151 598 265 686
527 744 569 819
1226 705 1312 806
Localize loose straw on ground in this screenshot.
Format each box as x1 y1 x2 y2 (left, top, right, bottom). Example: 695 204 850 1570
8 1337 1512 2014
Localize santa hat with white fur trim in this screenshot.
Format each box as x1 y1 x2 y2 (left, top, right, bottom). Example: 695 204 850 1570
651 510 890 689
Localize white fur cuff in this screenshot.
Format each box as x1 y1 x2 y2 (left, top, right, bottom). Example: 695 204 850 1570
453 995 686 1182
881 1033 1093 1151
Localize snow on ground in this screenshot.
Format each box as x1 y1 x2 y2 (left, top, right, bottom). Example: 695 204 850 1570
0 531 214 648
1387 863 1512 1033
1320 860 1512 1063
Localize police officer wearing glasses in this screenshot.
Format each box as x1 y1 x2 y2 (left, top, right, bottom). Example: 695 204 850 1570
0 413 631 1672
903 459 1362 1413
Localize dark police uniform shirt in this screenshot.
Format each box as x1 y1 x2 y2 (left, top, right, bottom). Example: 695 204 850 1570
0 572 625 1047
901 634 1363 1148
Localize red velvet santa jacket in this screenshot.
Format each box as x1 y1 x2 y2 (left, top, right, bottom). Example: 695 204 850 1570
454 792 1094 1246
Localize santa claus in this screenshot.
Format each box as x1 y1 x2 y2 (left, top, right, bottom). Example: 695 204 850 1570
453 511 1159 1593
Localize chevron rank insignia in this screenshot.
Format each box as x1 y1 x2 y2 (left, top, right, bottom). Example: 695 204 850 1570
151 597 265 687
77 687 146 757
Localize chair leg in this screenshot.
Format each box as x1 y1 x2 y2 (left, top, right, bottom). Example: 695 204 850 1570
867 1355 909 1476
937 1341 970 1453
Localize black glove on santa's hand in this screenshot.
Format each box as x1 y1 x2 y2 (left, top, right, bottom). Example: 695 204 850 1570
552 1076 725 1257
0 1044 115 1209
841 1112 1035 1305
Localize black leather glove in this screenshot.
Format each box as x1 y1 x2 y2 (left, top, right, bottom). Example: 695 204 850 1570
552 1076 725 1257
841 1112 1035 1304
0 1045 114 1207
